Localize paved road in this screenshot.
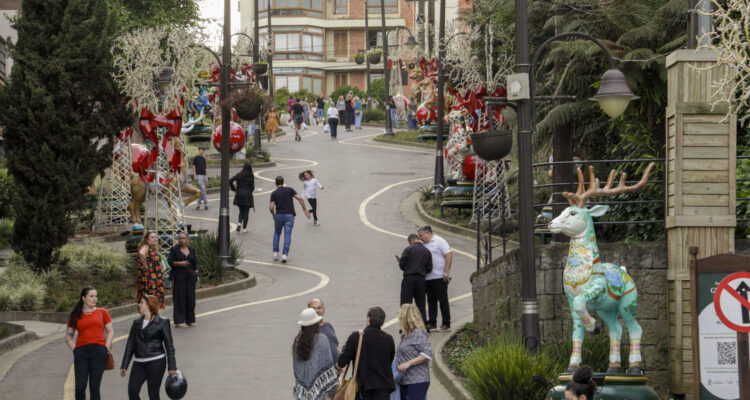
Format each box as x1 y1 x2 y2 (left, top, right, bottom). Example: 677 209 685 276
0 124 477 399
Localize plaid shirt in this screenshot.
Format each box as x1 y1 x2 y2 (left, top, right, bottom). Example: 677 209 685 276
395 328 432 384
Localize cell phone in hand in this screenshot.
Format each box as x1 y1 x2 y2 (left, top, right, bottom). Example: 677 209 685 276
395 255 400 262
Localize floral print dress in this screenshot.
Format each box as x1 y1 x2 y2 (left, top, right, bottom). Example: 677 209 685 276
137 247 165 308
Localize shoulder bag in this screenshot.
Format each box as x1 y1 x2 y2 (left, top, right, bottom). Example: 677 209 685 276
334 330 363 400
99 309 115 370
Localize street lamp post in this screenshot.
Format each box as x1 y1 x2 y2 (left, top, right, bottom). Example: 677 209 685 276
267 0 274 99
379 0 394 136
434 0 446 197
365 0 372 108
218 0 233 269
511 0 639 350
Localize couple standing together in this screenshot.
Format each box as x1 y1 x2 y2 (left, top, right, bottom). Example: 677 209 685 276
398 225 452 332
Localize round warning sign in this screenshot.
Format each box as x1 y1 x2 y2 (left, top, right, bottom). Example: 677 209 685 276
714 271 750 333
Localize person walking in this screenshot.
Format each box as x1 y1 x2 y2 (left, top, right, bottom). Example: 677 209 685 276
316 94 326 125
120 295 178 400
191 146 208 210
292 308 339 400
336 95 346 126
354 96 363 129
229 163 255 233
397 234 432 326
418 225 452 331
389 97 399 129
137 231 165 309
299 169 323 226
308 298 339 363
264 107 279 144
167 232 198 328
291 98 305 141
336 306 395 400
326 103 339 140
287 95 295 124
407 97 418 130
269 175 311 263
345 91 354 132
395 304 432 400
66 286 114 400
301 98 310 128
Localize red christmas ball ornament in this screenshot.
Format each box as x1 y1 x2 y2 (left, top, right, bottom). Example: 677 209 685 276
131 144 149 173
416 104 430 124
212 122 247 154
462 155 479 181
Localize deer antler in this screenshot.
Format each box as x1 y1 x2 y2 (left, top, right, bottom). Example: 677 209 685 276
562 162 655 207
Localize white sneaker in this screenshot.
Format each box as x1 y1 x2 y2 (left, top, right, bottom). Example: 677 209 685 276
281 254 287 263
242 228 248 233
273 252 279 261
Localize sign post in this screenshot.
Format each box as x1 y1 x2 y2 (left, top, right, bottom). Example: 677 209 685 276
714 272 750 399
690 249 750 400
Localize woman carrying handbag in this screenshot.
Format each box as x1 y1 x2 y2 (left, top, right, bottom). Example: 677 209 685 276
65 286 114 400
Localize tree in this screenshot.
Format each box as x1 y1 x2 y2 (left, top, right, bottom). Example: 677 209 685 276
0 0 132 271
114 0 202 31
329 85 367 104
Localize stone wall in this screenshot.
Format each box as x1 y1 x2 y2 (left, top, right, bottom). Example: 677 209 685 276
470 241 669 395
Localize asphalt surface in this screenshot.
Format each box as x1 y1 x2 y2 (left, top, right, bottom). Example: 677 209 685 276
0 124 477 399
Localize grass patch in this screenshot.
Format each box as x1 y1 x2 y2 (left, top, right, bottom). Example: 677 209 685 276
0 325 12 340
376 130 428 144
442 322 479 378
420 198 473 228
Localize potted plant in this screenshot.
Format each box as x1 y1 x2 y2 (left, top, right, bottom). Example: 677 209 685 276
366 48 382 64
220 87 265 120
470 125 513 161
353 52 365 65
253 62 268 75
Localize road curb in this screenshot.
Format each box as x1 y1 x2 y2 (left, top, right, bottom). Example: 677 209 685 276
0 267 257 324
432 316 474 400
0 331 39 356
372 136 434 149
414 194 479 238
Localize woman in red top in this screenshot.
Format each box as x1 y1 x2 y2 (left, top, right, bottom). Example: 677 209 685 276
137 230 165 308
65 286 114 400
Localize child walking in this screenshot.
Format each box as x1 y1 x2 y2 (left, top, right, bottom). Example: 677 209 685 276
298 170 323 226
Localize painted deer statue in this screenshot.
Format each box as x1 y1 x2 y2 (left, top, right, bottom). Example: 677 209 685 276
548 162 654 375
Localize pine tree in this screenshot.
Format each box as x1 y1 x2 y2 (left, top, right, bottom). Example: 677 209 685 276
0 0 132 271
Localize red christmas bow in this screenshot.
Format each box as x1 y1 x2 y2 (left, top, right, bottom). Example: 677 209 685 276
135 107 184 184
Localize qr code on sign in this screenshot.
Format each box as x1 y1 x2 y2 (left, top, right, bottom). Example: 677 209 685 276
717 341 737 365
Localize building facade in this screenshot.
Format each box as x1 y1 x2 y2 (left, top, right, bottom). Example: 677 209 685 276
0 0 21 88
239 0 470 97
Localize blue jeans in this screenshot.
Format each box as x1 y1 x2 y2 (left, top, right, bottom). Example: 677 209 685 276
407 111 417 130
196 175 207 205
273 213 295 255
399 382 429 400
355 111 362 128
391 108 399 128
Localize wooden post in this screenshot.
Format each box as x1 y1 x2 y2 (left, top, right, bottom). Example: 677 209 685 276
665 49 736 398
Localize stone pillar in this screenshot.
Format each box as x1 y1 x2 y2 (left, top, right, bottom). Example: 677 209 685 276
665 49 736 397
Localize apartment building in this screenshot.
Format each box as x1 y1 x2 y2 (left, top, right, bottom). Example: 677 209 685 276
239 0 470 96
0 0 21 88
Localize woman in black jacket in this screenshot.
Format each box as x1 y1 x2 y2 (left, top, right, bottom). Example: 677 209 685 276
167 231 198 328
229 163 255 233
120 295 177 400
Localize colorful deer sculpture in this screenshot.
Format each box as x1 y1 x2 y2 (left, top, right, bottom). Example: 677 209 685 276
548 162 654 375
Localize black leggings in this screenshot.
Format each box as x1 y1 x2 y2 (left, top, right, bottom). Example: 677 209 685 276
307 198 318 222
74 344 108 400
238 206 251 229
128 357 166 400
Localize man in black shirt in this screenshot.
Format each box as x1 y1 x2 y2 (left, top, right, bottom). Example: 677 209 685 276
291 98 305 141
269 175 310 263
336 307 395 400
397 233 432 325
191 146 208 210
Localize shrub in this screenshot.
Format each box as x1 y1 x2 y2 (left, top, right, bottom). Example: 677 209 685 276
246 144 271 162
462 333 565 400
545 331 628 373
363 107 386 123
55 241 130 280
192 232 244 282
0 218 13 249
369 78 386 105
14 282 45 311
0 167 15 218
0 289 13 311
329 85 366 104
274 87 292 114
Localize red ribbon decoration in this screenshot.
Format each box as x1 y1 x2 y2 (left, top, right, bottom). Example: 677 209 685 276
135 107 184 184
117 126 134 142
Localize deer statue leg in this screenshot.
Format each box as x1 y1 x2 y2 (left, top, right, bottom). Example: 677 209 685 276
568 305 585 373
182 183 201 206
618 294 643 374
597 309 623 373
572 284 606 333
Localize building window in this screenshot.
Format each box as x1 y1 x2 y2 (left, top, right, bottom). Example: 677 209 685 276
275 33 300 52
275 75 300 92
367 0 397 14
335 73 348 88
313 78 322 95
260 0 324 17
334 31 347 57
368 30 398 48
335 0 347 14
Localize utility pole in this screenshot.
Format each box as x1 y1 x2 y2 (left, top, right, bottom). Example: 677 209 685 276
380 0 393 135
364 0 371 107
267 0 273 99
218 0 232 269
253 0 262 152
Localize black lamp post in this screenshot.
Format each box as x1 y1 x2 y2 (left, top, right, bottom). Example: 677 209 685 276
379 0 394 136
218 0 233 269
511 0 638 350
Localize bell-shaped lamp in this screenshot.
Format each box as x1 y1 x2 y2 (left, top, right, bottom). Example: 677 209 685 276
589 69 639 119
405 35 418 50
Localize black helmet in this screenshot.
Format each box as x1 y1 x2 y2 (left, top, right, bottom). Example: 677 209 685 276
165 370 188 399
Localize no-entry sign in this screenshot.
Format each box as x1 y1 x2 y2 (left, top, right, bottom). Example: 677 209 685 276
714 271 750 333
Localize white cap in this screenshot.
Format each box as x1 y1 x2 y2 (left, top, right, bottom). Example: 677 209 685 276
297 308 323 327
